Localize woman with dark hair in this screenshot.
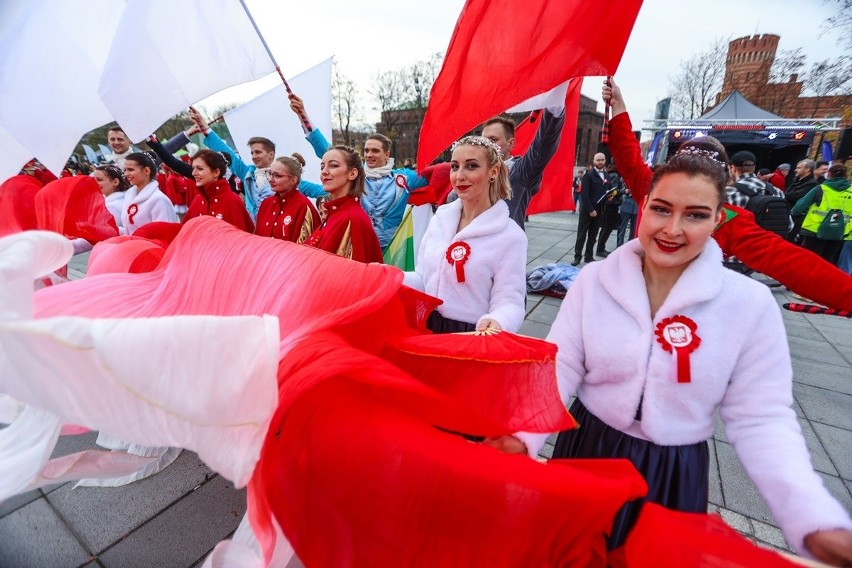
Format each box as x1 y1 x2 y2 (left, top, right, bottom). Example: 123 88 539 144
602 79 852 311
518 148 852 562
303 146 382 263
402 136 526 334
93 164 130 231
255 153 319 243
120 152 177 234
184 149 254 232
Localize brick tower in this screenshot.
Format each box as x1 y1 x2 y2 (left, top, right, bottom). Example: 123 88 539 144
716 34 780 104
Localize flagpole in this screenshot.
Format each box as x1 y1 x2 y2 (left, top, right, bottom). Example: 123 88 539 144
238 0 313 132
600 76 612 144
783 302 851 319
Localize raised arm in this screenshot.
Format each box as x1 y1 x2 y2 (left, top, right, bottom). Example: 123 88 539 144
603 79 653 203
289 94 332 158
188 107 251 181
511 107 565 196
145 135 192 179
713 206 852 311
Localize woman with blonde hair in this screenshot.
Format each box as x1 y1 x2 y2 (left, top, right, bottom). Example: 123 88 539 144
303 145 383 263
255 153 319 243
403 136 527 334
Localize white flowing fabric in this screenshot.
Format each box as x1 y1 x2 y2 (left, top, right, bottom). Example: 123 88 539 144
202 513 295 568
0 0 276 179
0 231 281 499
223 58 333 185
99 0 275 142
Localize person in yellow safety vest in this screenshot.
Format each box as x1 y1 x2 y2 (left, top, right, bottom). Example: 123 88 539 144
792 163 852 266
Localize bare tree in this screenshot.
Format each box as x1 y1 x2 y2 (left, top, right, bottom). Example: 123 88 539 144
402 52 444 137
760 48 807 114
668 38 727 119
371 70 408 135
332 62 359 146
821 0 852 52
803 57 852 117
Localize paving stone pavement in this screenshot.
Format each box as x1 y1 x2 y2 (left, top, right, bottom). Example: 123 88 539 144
1 211 849 566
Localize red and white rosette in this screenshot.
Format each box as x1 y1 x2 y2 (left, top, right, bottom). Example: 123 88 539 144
654 315 701 383
127 204 139 224
395 174 409 192
445 241 471 283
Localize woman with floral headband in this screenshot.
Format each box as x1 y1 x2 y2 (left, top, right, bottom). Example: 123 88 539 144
303 145 382 263
120 152 177 234
603 78 852 311
93 164 130 230
512 144 852 563
403 136 526 334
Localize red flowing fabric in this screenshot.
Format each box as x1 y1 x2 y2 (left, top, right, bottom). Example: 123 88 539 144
416 0 642 168
512 79 585 215
87 236 166 275
408 162 453 206
611 504 799 568
384 331 578 433
0 175 42 237
254 335 647 568
132 221 183 248
29 217 795 565
34 176 118 243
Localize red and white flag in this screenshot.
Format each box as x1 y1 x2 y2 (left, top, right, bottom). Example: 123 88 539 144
416 0 642 168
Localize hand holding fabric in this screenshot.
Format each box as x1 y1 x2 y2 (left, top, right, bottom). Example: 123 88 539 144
804 529 852 566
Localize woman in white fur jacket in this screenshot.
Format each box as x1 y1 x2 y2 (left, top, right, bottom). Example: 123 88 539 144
526 142 852 563
120 152 178 235
403 136 526 334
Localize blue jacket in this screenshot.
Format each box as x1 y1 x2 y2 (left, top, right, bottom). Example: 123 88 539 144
305 129 427 248
204 131 325 220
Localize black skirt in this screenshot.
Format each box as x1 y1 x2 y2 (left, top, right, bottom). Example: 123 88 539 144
427 310 476 334
552 399 709 549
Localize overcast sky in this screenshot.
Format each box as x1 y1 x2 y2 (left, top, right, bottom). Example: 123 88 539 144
201 0 848 134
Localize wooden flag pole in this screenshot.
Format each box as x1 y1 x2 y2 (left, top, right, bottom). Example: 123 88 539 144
238 0 313 132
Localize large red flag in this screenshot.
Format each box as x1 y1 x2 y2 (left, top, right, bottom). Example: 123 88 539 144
417 0 642 169
512 78 584 215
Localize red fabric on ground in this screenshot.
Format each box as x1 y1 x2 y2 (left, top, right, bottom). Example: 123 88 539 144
0 175 42 236
34 176 118 243
417 0 641 167
610 503 799 568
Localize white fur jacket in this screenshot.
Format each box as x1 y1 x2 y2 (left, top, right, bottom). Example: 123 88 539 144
120 181 177 235
403 199 527 332
536 237 851 554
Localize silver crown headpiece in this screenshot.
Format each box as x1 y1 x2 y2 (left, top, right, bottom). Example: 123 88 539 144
451 136 503 161
676 146 726 168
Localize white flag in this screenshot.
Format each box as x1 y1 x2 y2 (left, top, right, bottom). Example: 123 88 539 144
99 0 276 143
223 58 333 185
0 0 123 178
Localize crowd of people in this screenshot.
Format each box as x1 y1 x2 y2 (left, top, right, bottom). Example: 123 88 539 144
3 76 852 565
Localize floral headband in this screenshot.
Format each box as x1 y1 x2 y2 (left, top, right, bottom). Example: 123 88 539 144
675 146 726 168
97 163 126 179
451 136 503 161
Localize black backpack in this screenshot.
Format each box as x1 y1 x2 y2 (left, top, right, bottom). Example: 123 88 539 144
734 182 790 236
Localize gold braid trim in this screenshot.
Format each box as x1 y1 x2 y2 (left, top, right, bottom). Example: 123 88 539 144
335 222 353 259
297 212 315 244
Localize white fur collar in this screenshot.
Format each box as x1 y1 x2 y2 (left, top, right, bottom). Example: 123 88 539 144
432 199 511 240
598 238 724 326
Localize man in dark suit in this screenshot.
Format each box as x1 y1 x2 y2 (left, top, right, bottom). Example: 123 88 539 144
572 152 610 265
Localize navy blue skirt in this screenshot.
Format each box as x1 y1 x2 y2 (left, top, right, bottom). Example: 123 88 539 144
552 399 709 549
427 311 476 334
